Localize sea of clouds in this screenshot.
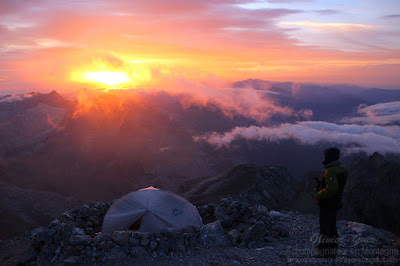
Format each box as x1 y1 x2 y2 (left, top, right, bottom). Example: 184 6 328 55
195 101 400 155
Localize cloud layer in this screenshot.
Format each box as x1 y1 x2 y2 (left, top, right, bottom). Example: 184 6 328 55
175 80 312 122
195 101 400 154
70 78 313 123
342 101 400 125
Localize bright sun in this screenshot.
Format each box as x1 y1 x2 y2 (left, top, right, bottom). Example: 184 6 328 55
83 71 131 86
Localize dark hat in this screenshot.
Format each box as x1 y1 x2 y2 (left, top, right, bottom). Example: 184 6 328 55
322 147 340 165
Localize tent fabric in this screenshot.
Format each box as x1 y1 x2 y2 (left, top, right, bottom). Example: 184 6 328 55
102 187 202 234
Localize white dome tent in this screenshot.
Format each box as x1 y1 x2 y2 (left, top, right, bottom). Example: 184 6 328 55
102 187 202 234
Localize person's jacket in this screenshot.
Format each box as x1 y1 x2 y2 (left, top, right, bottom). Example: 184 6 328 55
316 161 347 208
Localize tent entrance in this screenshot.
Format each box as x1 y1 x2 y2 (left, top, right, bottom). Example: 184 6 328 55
128 216 143 231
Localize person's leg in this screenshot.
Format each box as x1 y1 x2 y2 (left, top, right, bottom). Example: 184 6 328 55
318 206 329 256
331 209 338 257
325 207 338 258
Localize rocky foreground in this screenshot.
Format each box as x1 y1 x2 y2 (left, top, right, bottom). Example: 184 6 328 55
1 197 399 265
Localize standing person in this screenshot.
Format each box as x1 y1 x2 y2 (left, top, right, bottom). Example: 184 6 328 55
315 147 348 259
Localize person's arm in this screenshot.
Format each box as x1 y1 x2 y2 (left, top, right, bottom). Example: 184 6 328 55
315 170 338 200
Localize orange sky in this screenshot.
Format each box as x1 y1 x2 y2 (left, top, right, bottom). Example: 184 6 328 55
0 0 399 93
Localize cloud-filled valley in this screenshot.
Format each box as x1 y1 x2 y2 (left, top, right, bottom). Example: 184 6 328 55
342 101 400 125
195 119 400 155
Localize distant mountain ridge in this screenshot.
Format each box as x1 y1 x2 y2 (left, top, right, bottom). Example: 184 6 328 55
0 90 68 109
0 91 68 155
0 84 399 240
233 79 400 121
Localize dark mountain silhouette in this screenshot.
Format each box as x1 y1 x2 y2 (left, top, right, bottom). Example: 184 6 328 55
342 152 400 234
0 181 77 239
179 164 296 209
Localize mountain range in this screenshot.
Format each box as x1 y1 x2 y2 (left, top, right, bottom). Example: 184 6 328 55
0 80 399 239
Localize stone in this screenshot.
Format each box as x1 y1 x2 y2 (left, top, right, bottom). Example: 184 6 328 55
215 206 234 227
160 228 179 238
94 233 112 246
128 237 140 246
53 246 61 256
94 202 104 209
167 236 185 251
227 229 241 242
49 219 60 227
256 204 268 213
70 235 92 246
31 227 51 244
231 259 241 265
347 221 394 246
141 238 150 246
79 204 90 216
230 201 241 209
157 242 169 256
200 221 229 248
264 236 275 242
72 228 85 235
137 232 151 240
62 211 73 220
272 224 289 237
106 241 114 250
107 246 128 261
187 233 198 247
63 256 80 265
149 241 157 250
252 221 265 232
240 221 266 244
112 231 131 245
130 246 148 258
121 245 130 255
237 224 247 232
269 210 284 219
220 197 230 206
271 231 279 238
53 233 62 245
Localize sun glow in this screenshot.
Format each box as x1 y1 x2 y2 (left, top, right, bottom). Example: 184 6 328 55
82 71 131 86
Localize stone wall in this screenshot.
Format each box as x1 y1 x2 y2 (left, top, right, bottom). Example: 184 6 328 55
22 198 290 265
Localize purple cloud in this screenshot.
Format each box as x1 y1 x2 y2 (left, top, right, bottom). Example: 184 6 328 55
380 14 400 19
313 9 340 15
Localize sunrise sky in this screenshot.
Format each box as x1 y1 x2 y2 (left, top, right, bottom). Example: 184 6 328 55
1 0 399 93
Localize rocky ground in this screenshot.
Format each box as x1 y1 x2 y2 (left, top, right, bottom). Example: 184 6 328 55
0 197 399 265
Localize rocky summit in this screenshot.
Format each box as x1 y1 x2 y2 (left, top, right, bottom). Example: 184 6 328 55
1 160 400 265
1 195 399 265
